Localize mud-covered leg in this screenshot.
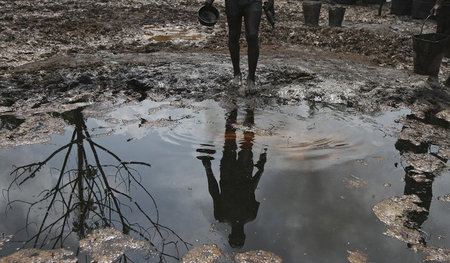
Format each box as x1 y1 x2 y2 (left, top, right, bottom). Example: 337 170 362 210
378 0 386 16
227 14 243 78
243 1 262 94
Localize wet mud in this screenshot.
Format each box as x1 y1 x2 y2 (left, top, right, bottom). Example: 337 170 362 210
1 0 450 262
79 228 153 263
0 248 76 263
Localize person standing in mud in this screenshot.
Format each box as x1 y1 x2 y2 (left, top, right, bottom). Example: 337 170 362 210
433 0 450 86
197 108 267 248
204 0 274 94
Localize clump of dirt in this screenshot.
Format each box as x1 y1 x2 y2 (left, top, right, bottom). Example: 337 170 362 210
0 234 13 251
347 250 371 263
0 248 76 263
235 250 282 263
180 245 282 263
79 228 153 263
180 244 223 263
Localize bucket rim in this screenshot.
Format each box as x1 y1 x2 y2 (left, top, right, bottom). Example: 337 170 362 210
302 1 322 5
329 6 346 11
198 5 219 27
413 33 450 43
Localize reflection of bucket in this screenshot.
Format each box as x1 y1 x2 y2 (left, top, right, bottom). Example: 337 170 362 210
411 0 436 19
436 6 450 57
413 33 449 76
329 6 345 27
303 1 322 26
391 0 412 15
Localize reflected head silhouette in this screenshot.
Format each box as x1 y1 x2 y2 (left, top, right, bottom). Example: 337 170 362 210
229 223 246 249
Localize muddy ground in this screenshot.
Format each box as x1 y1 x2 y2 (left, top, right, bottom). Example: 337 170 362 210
0 0 448 165
0 0 449 262
1 0 449 107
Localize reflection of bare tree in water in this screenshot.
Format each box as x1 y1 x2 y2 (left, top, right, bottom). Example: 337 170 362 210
6 108 189 261
197 108 267 248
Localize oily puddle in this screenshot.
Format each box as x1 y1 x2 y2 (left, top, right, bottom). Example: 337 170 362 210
0 99 449 262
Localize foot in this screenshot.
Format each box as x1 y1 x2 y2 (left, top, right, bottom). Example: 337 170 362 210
230 74 242 88
426 75 440 88
245 78 257 95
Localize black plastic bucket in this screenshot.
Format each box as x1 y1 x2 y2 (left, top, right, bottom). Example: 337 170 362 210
391 0 412 15
198 5 219 27
329 6 346 27
303 1 322 26
413 33 449 76
411 0 436 19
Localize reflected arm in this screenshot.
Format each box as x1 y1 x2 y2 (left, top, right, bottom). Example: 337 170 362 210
251 151 267 191
199 159 221 219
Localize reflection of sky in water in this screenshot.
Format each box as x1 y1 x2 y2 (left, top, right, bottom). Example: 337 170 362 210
0 100 449 262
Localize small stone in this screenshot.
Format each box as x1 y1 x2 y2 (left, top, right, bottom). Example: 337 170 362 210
347 250 371 263
438 194 450 202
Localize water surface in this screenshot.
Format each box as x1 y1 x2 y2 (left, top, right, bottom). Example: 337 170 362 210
0 99 449 262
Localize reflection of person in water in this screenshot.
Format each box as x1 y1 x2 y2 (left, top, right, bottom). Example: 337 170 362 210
395 140 434 246
403 167 433 241
198 108 267 248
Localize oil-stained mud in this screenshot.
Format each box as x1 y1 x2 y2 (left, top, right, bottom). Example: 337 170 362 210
0 51 432 111
180 244 223 263
234 250 282 263
2 50 448 152
0 234 12 251
0 248 76 263
345 176 368 189
79 228 153 263
414 246 450 262
1 0 449 155
347 251 371 263
373 194 429 245
0 0 446 70
438 194 450 202
180 245 282 263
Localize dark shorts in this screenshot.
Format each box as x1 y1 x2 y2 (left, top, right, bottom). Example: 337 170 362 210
225 0 262 18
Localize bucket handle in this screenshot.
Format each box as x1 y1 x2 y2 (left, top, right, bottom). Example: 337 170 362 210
420 12 433 35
